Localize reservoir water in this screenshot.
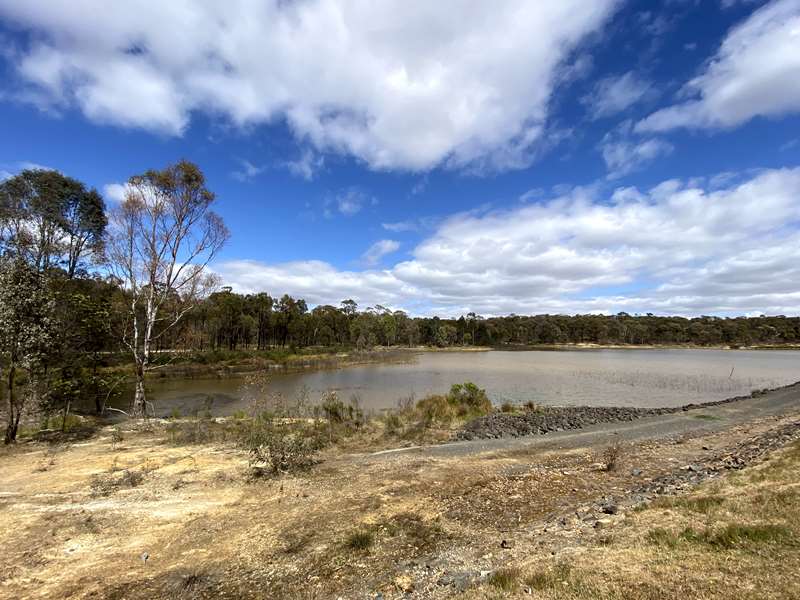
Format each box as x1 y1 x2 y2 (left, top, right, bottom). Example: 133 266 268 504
120 349 800 417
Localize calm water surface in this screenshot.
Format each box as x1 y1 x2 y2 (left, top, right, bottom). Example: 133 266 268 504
122 349 800 417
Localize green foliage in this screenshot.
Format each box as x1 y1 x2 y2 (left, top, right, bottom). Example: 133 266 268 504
647 524 792 550
416 394 454 426
524 562 573 591
0 168 107 276
447 382 492 415
317 390 365 437
0 259 55 442
383 382 493 434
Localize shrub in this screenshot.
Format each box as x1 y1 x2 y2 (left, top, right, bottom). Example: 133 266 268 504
345 529 374 551
416 394 453 426
321 391 348 424
110 427 124 449
317 390 365 440
384 411 403 436
383 513 446 550
500 401 515 413
447 382 492 415
90 467 146 496
601 442 623 471
247 424 323 477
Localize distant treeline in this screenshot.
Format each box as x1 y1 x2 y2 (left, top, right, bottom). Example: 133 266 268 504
158 289 800 351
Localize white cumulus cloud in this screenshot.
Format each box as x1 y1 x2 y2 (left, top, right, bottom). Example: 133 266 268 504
637 0 800 132
217 167 800 316
102 183 129 204
0 0 619 172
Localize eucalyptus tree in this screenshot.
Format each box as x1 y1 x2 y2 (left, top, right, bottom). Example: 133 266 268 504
0 169 106 276
108 160 228 417
0 258 55 443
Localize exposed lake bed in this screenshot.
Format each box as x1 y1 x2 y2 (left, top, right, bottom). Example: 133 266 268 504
121 348 800 418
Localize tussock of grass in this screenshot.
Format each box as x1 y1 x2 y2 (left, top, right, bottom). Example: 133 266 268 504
345 530 374 551
704 523 792 549
488 567 521 591
524 562 573 591
383 513 446 550
651 494 726 514
601 442 624 472
648 523 792 550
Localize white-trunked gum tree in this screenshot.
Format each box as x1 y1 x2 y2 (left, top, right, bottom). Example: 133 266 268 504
108 160 229 418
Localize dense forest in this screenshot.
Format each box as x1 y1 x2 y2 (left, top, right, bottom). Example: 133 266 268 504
1 162 799 441
171 291 800 351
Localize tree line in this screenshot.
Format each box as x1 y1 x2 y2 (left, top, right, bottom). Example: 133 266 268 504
173 294 800 351
2 161 799 443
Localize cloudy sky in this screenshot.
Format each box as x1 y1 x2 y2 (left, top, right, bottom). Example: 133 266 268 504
1 0 799 316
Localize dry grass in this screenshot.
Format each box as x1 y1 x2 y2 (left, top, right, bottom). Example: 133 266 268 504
467 440 800 599
0 413 797 600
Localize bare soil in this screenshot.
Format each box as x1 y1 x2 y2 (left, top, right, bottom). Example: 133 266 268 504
1 403 798 598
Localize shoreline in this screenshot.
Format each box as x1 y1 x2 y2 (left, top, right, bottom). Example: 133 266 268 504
105 342 800 384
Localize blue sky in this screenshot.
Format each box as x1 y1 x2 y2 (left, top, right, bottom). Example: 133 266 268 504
1 0 800 316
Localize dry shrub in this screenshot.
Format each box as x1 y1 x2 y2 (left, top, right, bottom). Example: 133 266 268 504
601 442 623 471
90 467 147 496
247 425 323 477
416 394 454 426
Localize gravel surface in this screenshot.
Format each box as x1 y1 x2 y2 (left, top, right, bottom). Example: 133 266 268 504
457 383 800 440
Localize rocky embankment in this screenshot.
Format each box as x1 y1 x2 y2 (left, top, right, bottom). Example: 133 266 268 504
457 383 799 440
542 418 800 535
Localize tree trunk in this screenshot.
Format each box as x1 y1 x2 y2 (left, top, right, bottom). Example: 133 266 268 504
61 398 71 432
131 362 146 418
92 361 102 414
4 363 18 444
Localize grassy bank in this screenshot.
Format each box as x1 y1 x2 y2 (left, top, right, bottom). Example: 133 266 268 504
100 346 417 381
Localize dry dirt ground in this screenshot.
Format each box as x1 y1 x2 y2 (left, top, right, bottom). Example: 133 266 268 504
1 411 798 599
